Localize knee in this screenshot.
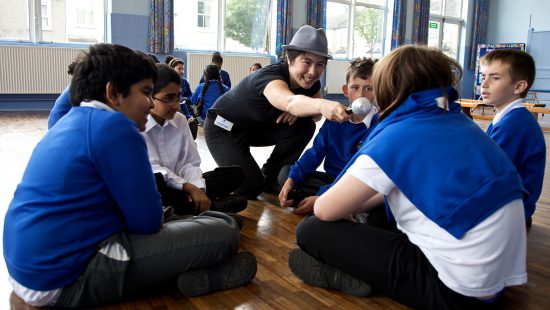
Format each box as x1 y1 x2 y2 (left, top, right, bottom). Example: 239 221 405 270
295 215 323 247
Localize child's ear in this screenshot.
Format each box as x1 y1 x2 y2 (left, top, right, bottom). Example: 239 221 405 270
104 81 119 107
342 85 349 98
513 80 528 96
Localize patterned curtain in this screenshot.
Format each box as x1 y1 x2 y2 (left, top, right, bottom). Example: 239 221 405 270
391 0 407 49
148 0 173 53
307 0 326 29
470 0 489 69
411 0 430 45
276 0 293 57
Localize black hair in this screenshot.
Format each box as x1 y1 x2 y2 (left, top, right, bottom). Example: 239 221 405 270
165 55 175 65
168 58 184 68
284 49 328 65
153 64 181 96
147 53 160 64
212 51 223 64
70 43 157 106
197 63 224 116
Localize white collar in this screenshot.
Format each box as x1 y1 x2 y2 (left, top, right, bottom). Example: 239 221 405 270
80 100 116 112
350 106 378 129
144 113 182 132
492 99 524 125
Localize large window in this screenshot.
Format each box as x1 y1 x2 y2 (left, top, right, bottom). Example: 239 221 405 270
0 0 104 44
326 0 386 60
175 0 274 53
428 0 463 60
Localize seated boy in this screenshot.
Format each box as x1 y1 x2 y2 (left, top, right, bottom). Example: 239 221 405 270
4 44 256 308
278 58 379 214
480 49 546 224
143 64 247 215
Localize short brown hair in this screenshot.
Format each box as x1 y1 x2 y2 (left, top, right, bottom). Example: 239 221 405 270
372 45 462 121
480 49 535 98
346 57 377 83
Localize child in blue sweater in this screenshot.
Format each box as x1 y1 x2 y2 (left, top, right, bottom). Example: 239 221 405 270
480 49 546 225
4 44 256 308
290 45 527 309
278 57 378 214
190 63 229 124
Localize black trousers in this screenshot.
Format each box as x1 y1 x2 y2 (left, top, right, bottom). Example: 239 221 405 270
277 164 335 197
204 110 315 198
154 166 243 215
295 215 494 310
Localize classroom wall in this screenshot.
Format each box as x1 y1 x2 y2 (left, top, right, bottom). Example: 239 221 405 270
107 0 149 51
487 0 550 44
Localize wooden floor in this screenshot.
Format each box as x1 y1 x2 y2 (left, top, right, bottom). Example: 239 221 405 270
1 111 549 310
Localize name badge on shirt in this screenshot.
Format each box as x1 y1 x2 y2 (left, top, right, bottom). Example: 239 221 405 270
214 115 234 131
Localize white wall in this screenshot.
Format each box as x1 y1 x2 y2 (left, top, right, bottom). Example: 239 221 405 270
487 0 550 44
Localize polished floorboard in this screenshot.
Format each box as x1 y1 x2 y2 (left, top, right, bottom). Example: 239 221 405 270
1 111 549 310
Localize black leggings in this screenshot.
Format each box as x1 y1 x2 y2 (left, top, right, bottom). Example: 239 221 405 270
204 110 315 198
295 215 493 310
154 166 243 214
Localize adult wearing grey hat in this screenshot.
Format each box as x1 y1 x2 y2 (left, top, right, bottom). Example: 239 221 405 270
204 25 350 199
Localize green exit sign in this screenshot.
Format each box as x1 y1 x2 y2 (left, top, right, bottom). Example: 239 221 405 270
429 22 438 29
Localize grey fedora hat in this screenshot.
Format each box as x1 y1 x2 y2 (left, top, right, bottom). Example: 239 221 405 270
282 25 332 59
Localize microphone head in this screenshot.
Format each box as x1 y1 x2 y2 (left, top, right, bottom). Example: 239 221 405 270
350 97 373 115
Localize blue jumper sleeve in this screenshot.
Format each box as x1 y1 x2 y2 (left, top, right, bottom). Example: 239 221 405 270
288 123 329 184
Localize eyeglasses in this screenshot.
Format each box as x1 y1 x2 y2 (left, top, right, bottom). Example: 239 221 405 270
153 96 180 106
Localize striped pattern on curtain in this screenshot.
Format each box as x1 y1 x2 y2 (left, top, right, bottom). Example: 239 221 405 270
391 0 407 50
148 0 173 53
412 0 429 45
470 0 489 69
307 0 327 29
276 0 293 57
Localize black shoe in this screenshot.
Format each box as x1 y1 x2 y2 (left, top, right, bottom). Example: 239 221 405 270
288 248 371 296
225 212 244 230
177 252 257 296
210 195 247 213
287 188 305 208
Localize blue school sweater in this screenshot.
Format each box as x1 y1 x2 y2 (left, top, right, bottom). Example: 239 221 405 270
4 106 163 291
47 85 72 129
190 81 229 120
289 118 377 195
486 107 546 219
337 87 525 239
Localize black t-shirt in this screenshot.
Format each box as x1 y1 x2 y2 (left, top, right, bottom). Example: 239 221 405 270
210 61 321 129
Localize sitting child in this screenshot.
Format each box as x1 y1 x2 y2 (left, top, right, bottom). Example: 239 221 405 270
480 49 546 225
278 57 379 215
4 44 256 308
143 64 247 215
168 57 198 139
190 63 229 125
290 45 527 309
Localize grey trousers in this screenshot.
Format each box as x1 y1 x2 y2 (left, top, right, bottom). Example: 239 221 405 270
54 211 240 308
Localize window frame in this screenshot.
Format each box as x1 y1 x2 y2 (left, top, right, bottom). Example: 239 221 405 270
0 0 106 46
429 0 463 60
326 0 387 60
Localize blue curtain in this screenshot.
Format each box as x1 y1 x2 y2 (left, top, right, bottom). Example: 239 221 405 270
391 0 407 49
470 0 489 69
307 0 326 29
276 0 293 57
148 0 173 53
412 0 429 45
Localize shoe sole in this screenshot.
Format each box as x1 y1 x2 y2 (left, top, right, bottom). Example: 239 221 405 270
178 252 257 296
288 248 371 296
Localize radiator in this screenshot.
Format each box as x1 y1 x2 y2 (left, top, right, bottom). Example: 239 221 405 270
186 53 272 90
0 45 85 94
